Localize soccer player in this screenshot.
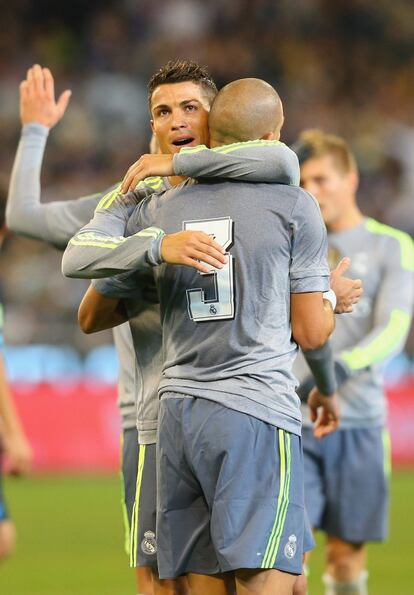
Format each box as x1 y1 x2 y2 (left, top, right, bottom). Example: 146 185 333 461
293 129 414 595
0 201 33 562
67 79 341 595
8 62 299 594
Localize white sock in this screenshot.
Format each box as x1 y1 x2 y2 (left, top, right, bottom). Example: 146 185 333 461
323 570 368 594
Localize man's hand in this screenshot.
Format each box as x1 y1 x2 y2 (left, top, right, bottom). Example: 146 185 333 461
330 257 363 313
161 231 227 274
2 431 33 476
308 387 340 438
121 154 174 193
20 64 71 128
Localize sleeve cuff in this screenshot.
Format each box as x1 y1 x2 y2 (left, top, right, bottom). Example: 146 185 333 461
22 123 50 138
146 233 165 266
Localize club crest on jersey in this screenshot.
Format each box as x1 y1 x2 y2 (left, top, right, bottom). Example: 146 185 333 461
141 530 157 555
284 534 297 559
209 304 218 315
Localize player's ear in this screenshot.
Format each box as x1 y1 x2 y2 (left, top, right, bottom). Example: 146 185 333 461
261 131 277 141
348 169 359 194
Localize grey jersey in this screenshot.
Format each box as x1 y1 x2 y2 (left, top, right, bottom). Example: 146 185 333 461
296 218 414 429
63 142 300 440
100 180 330 436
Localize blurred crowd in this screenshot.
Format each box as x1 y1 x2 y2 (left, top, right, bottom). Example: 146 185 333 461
1 0 414 363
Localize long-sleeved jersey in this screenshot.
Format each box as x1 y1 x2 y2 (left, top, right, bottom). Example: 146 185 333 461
10 125 299 441
62 142 300 440
92 180 330 436
295 218 414 428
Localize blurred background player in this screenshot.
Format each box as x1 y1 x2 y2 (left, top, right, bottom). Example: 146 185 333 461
293 129 414 595
0 197 33 562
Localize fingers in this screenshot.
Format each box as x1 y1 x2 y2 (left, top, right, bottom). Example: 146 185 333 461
121 163 141 193
121 158 148 193
182 234 227 272
19 80 29 101
334 256 351 276
43 67 55 100
33 63 45 95
56 89 72 117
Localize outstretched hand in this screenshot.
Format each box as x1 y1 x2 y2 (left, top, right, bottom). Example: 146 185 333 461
121 154 174 193
20 64 71 129
161 231 227 274
308 387 340 438
330 257 363 314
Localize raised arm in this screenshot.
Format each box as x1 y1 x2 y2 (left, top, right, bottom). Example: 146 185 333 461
6 65 103 249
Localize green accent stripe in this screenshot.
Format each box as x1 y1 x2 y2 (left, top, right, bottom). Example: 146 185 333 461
180 139 284 157
134 227 164 239
96 183 122 210
269 433 291 568
119 433 130 556
341 309 411 370
143 176 164 190
365 218 414 271
130 444 146 568
69 227 164 251
269 433 291 567
382 429 392 478
69 232 126 250
262 429 287 568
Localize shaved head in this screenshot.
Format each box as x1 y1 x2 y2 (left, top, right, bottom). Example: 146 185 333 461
209 78 284 147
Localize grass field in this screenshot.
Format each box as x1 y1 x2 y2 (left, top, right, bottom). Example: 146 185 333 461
1 471 413 594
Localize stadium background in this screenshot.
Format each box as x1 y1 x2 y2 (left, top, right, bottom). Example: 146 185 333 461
0 1 414 593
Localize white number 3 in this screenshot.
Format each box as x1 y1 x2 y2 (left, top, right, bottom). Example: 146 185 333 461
184 217 234 322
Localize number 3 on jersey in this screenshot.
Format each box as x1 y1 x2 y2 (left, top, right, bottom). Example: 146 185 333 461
184 217 234 322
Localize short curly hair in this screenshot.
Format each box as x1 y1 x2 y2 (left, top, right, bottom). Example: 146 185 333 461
293 129 357 174
148 59 218 110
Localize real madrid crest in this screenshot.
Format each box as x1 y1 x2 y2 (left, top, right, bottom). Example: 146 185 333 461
284 534 297 559
141 530 157 555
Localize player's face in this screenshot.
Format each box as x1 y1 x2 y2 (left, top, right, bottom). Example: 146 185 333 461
300 155 355 228
150 82 211 155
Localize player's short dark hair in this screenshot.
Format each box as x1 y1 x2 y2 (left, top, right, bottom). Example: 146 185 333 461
148 59 218 110
0 201 5 229
292 129 357 174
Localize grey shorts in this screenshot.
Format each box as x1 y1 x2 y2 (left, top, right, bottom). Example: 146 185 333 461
121 428 157 568
302 426 390 543
156 394 313 580
129 440 158 569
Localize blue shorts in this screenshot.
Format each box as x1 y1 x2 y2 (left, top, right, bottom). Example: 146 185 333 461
156 394 314 579
302 426 390 543
129 440 158 569
121 428 157 569
0 458 9 522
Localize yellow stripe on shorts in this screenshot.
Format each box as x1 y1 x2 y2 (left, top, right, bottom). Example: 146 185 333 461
262 430 291 568
119 433 131 556
130 444 146 567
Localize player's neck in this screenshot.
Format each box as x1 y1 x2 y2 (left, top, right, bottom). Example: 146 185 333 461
328 206 364 233
169 175 188 187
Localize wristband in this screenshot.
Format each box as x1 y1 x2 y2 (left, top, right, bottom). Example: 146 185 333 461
323 288 337 312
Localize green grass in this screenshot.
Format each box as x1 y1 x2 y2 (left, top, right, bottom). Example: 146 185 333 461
1 471 413 594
